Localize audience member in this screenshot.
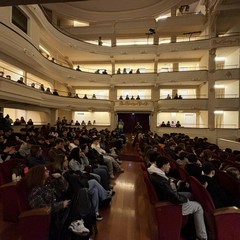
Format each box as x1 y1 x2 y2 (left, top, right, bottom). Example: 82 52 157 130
200 162 236 208
91 136 124 179
160 121 166 127
76 65 81 71
98 36 103 46
27 119 34 126
40 84 45 91
17 77 25 84
148 156 208 240
53 154 114 221
53 89 59 96
166 94 171 99
25 165 90 237
174 93 179 99
176 121 181 127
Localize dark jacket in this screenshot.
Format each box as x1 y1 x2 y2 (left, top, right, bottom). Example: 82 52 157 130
199 175 233 208
150 173 188 204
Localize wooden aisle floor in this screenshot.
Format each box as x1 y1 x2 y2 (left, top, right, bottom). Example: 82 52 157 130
0 142 156 240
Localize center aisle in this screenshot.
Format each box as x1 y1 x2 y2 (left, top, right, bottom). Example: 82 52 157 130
94 161 156 240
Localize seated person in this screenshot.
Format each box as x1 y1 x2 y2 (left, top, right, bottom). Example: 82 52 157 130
148 156 208 240
131 96 135 100
116 68 121 74
75 120 80 126
76 65 81 71
17 77 25 84
1 140 23 161
174 93 179 99
27 145 46 167
200 162 237 208
166 121 171 127
46 88 52 94
27 119 34 126
185 153 203 181
92 94 96 99
119 95 123 100
160 121 166 127
83 94 88 99
136 95 140 100
14 118 21 125
176 121 181 127
81 120 86 126
74 94 80 98
39 84 45 91
125 95 129 100
53 89 59 96
52 154 114 221
166 94 171 99
25 165 90 237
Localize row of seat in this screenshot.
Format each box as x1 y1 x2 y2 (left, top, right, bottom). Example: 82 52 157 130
141 165 184 240
142 160 240 240
0 158 52 240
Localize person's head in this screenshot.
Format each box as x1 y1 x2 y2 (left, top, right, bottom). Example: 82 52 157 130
30 145 42 157
54 138 64 148
80 144 89 153
148 150 161 164
202 162 216 177
69 147 81 161
53 154 68 172
187 153 198 163
25 165 49 191
178 151 187 160
155 156 171 173
92 136 100 144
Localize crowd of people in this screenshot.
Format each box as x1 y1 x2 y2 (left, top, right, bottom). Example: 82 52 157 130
165 93 183 99
160 120 181 127
136 131 240 240
119 95 141 100
0 121 127 239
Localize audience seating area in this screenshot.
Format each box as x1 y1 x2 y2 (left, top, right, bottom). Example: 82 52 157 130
138 132 240 240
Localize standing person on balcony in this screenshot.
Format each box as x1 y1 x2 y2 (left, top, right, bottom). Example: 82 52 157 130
148 156 208 240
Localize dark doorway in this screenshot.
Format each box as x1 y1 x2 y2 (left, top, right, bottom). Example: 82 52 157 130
117 113 150 133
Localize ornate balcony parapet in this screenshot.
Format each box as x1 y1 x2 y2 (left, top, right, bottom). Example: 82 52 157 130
114 100 154 112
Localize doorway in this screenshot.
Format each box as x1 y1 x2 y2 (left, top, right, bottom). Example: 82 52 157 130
117 113 150 133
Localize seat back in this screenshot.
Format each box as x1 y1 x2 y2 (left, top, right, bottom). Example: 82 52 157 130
0 158 27 186
188 176 217 240
143 171 158 205
188 176 215 213
16 179 30 212
178 166 190 183
216 170 240 199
